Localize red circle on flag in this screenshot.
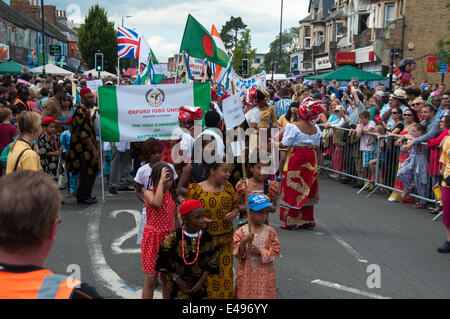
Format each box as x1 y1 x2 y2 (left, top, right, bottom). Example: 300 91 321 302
203 35 214 58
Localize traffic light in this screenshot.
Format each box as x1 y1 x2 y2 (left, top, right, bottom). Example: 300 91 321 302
95 53 104 72
242 59 249 76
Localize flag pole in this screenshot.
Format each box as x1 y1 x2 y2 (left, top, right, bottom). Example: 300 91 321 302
231 82 251 234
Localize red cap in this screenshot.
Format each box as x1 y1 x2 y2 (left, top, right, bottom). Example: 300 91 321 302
41 117 55 125
179 200 202 217
80 88 92 98
221 94 230 101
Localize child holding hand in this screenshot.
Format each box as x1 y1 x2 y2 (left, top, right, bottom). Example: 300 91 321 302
233 194 280 299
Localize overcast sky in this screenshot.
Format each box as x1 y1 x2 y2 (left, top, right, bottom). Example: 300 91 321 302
7 0 309 61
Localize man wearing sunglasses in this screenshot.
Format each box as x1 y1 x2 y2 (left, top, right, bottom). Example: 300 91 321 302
405 104 442 150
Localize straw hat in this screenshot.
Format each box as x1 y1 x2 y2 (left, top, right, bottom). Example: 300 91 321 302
390 88 407 101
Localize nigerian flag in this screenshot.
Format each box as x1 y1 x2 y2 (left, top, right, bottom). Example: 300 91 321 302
180 14 229 67
98 83 211 142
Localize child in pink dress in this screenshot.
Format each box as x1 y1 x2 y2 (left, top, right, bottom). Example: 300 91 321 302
141 162 180 299
233 194 280 299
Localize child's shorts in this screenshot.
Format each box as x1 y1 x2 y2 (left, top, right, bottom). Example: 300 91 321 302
362 151 374 168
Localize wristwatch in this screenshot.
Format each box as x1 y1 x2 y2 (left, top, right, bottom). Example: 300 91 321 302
172 274 180 282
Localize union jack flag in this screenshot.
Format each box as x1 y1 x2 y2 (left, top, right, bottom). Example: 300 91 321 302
118 25 141 59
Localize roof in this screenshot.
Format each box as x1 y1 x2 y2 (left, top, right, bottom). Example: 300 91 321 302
322 0 335 20
326 6 346 21
0 0 67 43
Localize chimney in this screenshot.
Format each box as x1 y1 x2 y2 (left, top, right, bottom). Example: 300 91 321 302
44 5 56 25
10 0 31 15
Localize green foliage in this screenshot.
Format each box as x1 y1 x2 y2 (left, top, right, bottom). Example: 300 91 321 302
220 17 247 50
433 1 450 65
263 27 299 74
78 5 118 73
232 29 256 77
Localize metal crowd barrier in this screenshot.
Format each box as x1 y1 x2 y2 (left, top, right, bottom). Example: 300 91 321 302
318 126 442 219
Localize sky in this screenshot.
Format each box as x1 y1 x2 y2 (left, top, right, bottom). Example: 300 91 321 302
8 0 309 62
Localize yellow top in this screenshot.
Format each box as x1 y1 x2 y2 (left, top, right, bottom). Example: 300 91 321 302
259 105 278 129
440 136 450 187
6 140 41 175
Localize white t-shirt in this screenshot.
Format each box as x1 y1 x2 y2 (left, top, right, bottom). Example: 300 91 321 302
134 162 178 215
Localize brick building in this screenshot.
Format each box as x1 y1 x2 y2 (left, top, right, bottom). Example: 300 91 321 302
296 0 450 87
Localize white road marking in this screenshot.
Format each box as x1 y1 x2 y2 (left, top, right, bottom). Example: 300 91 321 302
86 204 162 299
110 209 141 254
316 218 368 263
311 279 391 299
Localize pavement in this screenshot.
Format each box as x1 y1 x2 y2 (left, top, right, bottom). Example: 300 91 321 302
46 174 450 299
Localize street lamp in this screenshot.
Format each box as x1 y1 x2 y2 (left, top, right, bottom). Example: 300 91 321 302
41 0 46 78
278 0 283 74
122 15 132 27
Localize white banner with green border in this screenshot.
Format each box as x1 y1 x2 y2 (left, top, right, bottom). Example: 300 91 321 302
98 83 211 142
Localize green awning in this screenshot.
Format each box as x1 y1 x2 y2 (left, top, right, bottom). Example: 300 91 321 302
305 66 386 81
0 61 27 74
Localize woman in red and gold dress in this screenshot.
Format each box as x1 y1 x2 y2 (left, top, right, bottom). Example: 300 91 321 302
276 97 326 230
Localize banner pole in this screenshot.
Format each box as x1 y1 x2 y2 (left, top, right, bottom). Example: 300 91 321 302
232 82 251 234
97 91 105 203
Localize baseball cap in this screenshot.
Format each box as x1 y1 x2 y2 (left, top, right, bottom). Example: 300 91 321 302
248 194 272 212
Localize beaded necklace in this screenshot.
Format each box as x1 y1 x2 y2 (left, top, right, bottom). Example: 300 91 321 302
181 226 201 266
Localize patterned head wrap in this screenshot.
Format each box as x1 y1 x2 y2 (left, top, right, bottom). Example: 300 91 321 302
178 106 203 123
298 97 327 122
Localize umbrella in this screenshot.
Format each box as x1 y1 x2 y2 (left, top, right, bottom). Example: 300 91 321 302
30 64 74 76
0 61 31 74
305 66 386 81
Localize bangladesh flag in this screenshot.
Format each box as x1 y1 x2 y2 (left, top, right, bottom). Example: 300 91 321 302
98 83 211 142
180 14 229 68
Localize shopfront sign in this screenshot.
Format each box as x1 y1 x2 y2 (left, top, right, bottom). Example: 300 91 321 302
336 51 355 64
315 56 332 70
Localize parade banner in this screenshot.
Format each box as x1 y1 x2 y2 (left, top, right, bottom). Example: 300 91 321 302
98 83 211 142
231 71 267 99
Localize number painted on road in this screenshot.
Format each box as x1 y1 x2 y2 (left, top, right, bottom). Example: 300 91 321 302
110 209 141 254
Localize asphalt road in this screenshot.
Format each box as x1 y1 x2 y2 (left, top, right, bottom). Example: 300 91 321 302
46 174 450 299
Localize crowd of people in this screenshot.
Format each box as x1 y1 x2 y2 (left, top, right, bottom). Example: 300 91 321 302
0 63 449 300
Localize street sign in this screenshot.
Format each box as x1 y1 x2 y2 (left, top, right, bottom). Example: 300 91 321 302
50 45 61 55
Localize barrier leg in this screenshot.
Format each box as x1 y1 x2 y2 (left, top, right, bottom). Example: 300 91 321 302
433 211 443 221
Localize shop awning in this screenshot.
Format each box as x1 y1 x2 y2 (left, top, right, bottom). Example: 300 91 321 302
305 66 386 81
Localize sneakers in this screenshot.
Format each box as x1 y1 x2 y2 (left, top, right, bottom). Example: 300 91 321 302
437 241 450 253
109 187 118 195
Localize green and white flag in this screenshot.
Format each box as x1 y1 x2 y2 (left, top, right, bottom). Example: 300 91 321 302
99 83 211 142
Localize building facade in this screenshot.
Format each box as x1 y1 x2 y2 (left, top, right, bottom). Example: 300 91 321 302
297 0 449 86
0 0 82 72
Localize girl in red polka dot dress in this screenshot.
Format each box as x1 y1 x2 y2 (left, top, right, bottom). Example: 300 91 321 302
141 162 180 299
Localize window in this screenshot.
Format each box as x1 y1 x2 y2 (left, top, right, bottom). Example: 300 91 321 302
254 58 261 64
318 32 324 46
336 23 344 40
385 3 395 26
359 14 369 34
304 38 311 49
304 26 311 48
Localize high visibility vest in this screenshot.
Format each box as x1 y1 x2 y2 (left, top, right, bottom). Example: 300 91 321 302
0 268 81 299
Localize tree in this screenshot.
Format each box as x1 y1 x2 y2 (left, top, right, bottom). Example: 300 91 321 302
263 28 298 74
220 17 247 50
78 5 117 73
232 29 256 77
